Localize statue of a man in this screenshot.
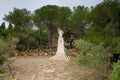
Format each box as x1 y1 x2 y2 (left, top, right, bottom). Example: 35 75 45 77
58 28 64 38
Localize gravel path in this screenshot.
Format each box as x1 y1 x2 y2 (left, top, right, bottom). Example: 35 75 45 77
0 56 97 80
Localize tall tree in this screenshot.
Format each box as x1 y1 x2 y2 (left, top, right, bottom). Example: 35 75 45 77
7 23 15 36
86 0 120 54
3 8 32 33
3 8 33 51
33 9 45 50
34 5 59 51
58 7 72 31
0 22 6 38
90 0 120 34
70 6 89 39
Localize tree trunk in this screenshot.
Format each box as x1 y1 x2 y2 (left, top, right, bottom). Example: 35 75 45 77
48 24 52 52
38 28 42 51
38 41 41 51
27 39 30 52
70 40 73 49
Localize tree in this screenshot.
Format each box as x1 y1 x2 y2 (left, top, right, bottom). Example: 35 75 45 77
0 22 7 39
4 8 32 33
3 8 33 51
33 10 47 50
58 7 72 31
34 5 59 51
0 22 5 29
7 23 15 37
87 0 120 46
70 6 89 39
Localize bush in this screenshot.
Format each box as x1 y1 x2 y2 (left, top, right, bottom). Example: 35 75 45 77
0 69 6 74
0 37 18 64
75 39 109 67
17 44 27 51
76 54 91 67
89 44 109 66
0 56 5 65
112 37 120 54
75 39 93 55
109 61 120 80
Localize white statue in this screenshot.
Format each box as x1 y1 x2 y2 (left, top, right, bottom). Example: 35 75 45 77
49 28 70 61
58 28 64 38
56 28 65 54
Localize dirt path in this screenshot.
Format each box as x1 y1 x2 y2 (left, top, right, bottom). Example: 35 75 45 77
0 56 98 80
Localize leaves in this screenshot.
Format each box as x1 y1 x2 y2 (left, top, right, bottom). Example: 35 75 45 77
75 39 109 67
109 61 120 80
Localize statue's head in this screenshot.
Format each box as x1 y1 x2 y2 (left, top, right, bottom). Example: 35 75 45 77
57 27 60 30
58 27 62 30
58 27 63 31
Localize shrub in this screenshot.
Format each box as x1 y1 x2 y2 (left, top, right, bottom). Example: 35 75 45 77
109 61 120 80
89 44 109 67
75 39 93 55
17 44 27 51
75 39 109 67
0 37 18 64
0 69 6 74
113 37 120 54
0 56 5 65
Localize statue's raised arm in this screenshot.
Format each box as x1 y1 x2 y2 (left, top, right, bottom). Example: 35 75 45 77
58 28 64 38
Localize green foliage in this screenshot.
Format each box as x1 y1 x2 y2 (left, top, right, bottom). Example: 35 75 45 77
0 22 5 29
75 39 93 55
0 38 10 60
17 44 27 51
0 56 5 65
70 6 89 38
34 5 59 50
15 28 48 51
34 5 59 28
85 0 120 56
33 29 48 45
85 26 103 44
76 54 90 67
109 61 120 80
0 37 18 64
58 7 72 30
0 69 6 74
40 36 48 44
0 22 7 39
75 39 109 67
2 1 119 54
89 44 109 66
89 0 120 37
7 23 15 37
4 8 32 27
111 37 120 54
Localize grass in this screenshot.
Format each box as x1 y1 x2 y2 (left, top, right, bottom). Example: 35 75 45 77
0 69 6 74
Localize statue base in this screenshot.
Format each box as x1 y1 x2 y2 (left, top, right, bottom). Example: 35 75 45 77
49 53 70 61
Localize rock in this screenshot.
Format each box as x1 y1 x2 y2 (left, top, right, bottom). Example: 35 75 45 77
15 53 18 56
23 53 28 56
33 53 38 56
38 53 42 56
70 52 78 57
45 53 48 56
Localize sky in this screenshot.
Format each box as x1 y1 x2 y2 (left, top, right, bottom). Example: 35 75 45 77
0 0 103 26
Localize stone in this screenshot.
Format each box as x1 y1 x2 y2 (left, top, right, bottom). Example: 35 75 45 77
45 53 48 55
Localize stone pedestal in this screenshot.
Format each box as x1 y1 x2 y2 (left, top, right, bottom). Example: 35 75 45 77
49 52 70 61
